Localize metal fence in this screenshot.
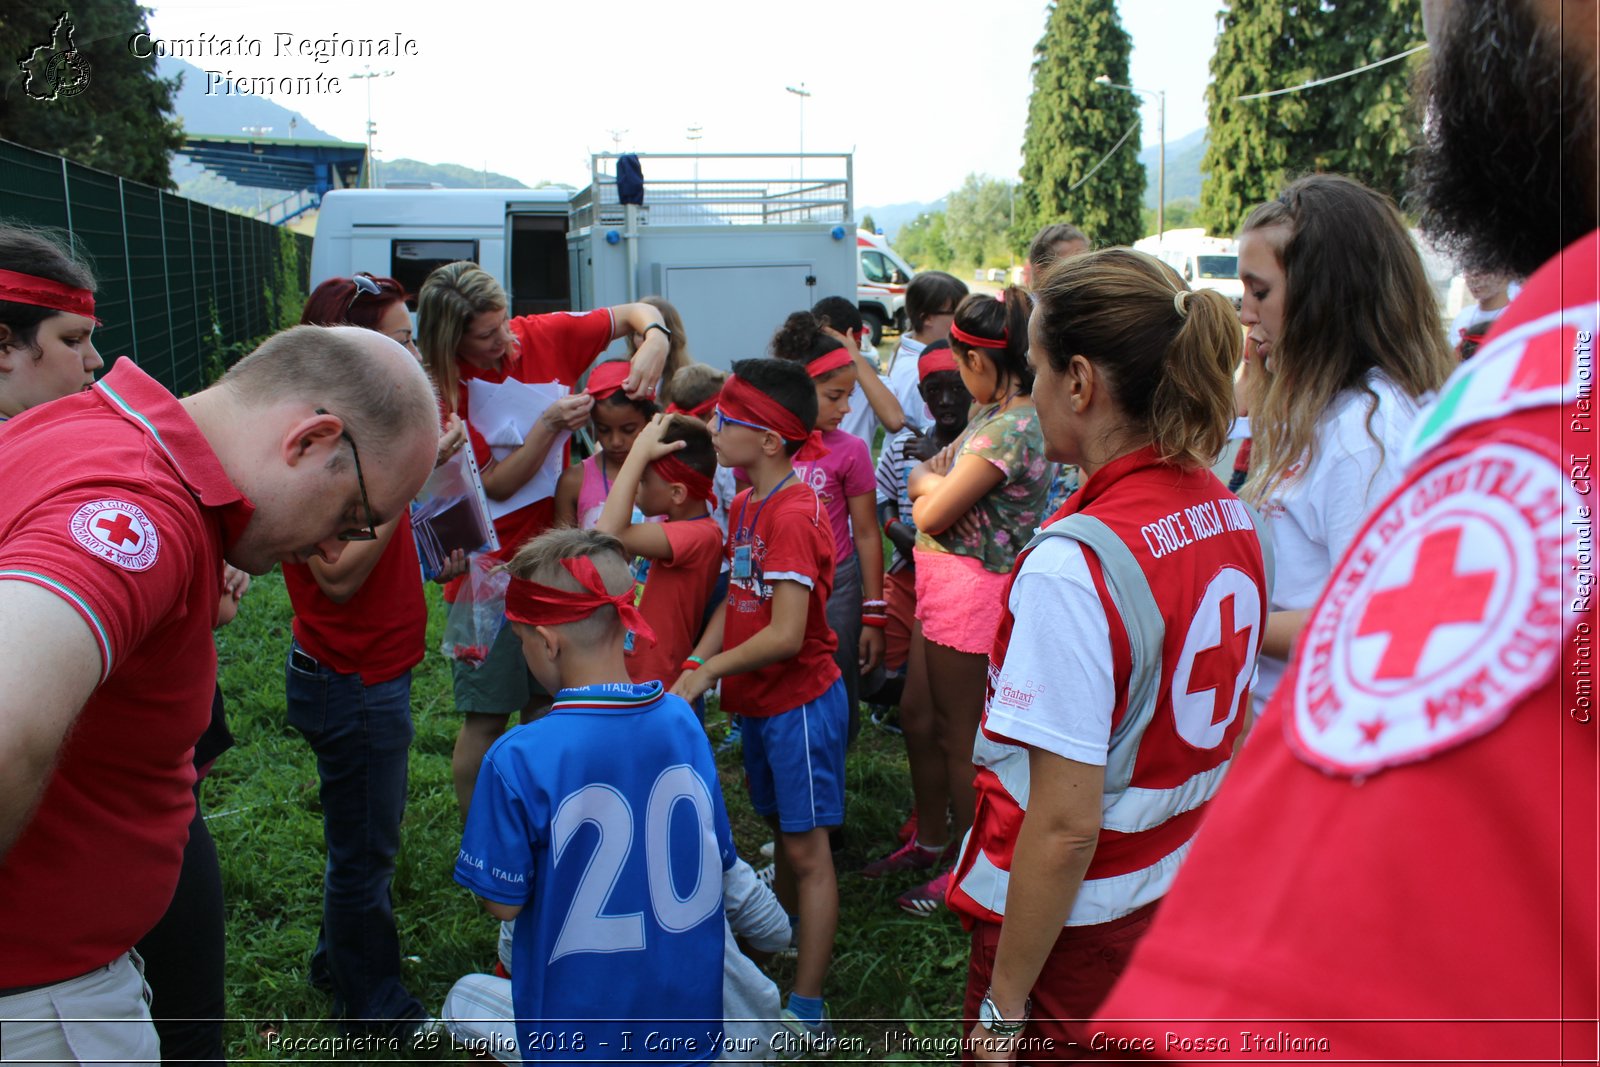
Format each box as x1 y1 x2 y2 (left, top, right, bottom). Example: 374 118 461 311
0 137 311 396
571 153 854 229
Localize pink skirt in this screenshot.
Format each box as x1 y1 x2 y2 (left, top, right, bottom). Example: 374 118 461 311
914 546 1011 655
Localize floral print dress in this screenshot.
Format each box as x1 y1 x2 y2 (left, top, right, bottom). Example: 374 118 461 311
914 401 1056 573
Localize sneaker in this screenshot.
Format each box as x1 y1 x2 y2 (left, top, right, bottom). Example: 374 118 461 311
759 839 775 860
778 1004 835 1056
715 718 742 753
869 707 902 735
861 837 943 878
897 810 918 844
755 863 776 887
896 868 953 917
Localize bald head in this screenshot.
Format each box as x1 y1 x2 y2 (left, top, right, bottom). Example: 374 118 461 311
219 325 439 459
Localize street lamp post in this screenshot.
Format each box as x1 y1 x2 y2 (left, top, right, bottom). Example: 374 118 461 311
349 65 394 188
686 123 703 194
785 83 810 178
1094 75 1165 244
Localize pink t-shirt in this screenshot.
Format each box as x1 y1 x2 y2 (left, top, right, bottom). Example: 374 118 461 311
794 429 874 563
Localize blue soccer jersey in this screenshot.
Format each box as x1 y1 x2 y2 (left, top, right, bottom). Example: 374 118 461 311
456 681 736 1064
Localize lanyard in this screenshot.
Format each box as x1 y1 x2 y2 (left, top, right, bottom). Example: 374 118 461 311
734 471 795 543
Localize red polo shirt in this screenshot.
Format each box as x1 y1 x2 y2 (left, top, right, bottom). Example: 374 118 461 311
283 512 426 686
0 359 253 985
456 309 615 558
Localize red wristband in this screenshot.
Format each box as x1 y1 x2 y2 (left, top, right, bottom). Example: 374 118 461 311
861 616 888 629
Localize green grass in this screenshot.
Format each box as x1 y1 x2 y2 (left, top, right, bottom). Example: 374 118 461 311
212 572 968 1062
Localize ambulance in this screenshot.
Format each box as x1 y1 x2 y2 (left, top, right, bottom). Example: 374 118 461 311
1134 229 1244 309
856 229 916 345
309 153 858 369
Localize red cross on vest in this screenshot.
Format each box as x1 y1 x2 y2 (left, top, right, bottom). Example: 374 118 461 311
95 512 141 549
1355 527 1496 680
1186 593 1253 725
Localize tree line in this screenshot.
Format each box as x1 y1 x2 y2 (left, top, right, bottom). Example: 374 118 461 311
896 0 1424 274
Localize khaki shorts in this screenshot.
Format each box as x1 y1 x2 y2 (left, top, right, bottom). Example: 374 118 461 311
0 951 160 1065
451 618 549 716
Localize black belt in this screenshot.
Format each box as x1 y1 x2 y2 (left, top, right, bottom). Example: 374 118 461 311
0 965 100 998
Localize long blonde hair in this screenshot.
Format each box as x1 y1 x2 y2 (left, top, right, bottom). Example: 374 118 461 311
416 261 508 413
1032 248 1240 469
1239 175 1454 505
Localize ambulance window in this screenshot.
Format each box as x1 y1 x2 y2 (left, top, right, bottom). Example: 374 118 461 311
862 251 891 284
391 240 478 309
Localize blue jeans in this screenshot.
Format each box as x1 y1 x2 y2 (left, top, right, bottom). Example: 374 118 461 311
285 643 423 1030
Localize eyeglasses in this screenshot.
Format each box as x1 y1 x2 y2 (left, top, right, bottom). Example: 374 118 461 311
316 407 379 541
712 406 775 435
345 274 383 314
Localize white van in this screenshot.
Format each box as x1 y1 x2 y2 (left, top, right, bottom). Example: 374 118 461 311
1134 229 1244 309
309 154 858 369
857 230 915 345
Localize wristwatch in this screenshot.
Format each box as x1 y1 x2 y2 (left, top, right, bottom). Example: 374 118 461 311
978 991 1030 1037
642 322 673 340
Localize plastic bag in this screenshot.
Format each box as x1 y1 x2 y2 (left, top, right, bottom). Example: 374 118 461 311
442 554 509 668
412 445 498 581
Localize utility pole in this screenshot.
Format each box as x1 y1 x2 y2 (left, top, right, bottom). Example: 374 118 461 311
785 83 810 179
349 65 394 188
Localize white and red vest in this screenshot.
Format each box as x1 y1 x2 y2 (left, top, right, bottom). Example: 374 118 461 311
948 447 1271 928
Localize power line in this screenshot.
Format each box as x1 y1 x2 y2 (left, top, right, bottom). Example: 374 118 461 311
1236 43 1429 101
1069 120 1141 193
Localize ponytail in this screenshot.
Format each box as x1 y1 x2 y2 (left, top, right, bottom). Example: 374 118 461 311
950 286 1034 395
1150 287 1240 467
769 310 849 379
1033 248 1240 469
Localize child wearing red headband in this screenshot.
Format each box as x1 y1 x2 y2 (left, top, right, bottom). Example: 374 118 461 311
593 413 724 696
554 359 664 529
671 358 845 1039
455 527 735 1066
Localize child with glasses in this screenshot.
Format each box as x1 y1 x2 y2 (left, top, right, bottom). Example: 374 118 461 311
670 359 845 1041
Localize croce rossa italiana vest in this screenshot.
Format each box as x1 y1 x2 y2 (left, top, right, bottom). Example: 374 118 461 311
948 446 1272 927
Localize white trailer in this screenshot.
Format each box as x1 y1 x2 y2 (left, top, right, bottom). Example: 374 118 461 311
309 153 858 369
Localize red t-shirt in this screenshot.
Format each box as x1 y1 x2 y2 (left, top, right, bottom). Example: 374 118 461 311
625 516 723 688
0 359 253 984
720 481 840 718
456 309 615 560
1094 232 1599 1064
282 511 426 686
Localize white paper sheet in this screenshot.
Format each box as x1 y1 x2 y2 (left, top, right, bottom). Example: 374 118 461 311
466 377 571 519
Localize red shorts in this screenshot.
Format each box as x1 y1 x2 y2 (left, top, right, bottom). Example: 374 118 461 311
884 568 917 673
961 904 1159 1063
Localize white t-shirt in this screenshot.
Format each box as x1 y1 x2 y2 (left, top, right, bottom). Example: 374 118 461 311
984 535 1115 767
837 339 887 447
1447 282 1521 346
884 335 931 433
1253 374 1426 708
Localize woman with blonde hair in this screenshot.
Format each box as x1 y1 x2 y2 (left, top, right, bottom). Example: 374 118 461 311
953 249 1269 1059
415 261 674 814
1235 174 1455 711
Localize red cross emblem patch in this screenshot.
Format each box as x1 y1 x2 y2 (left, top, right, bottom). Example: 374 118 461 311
69 499 160 572
1288 442 1573 775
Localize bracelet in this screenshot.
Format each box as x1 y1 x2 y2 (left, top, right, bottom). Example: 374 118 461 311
681 658 705 674
686 654 706 665
862 599 888 610
861 616 888 629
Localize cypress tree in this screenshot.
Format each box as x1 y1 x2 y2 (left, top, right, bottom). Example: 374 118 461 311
1017 0 1145 248
1199 0 1425 235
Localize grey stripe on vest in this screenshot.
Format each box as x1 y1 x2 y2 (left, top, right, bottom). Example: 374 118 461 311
1238 499 1276 602
1021 515 1164 794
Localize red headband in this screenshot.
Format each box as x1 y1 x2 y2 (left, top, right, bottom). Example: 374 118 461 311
805 347 854 379
667 395 719 421
504 556 657 647
652 453 717 506
949 322 1006 350
586 361 632 400
918 347 959 380
718 375 829 461
0 268 99 323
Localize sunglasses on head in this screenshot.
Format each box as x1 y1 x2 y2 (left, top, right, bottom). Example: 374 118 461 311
346 274 385 314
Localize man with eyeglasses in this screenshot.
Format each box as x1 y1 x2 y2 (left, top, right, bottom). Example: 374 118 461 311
0 324 439 1061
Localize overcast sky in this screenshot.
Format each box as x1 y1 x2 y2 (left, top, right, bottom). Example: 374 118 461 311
147 0 1220 207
